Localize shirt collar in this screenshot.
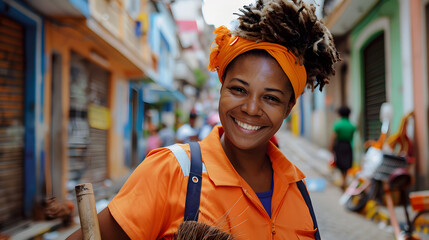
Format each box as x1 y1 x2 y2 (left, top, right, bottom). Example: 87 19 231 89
200 125 305 187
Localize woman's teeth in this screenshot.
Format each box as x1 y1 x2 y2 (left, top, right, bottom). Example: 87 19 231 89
235 119 262 131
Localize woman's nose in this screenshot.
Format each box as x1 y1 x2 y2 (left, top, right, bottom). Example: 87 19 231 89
241 96 263 116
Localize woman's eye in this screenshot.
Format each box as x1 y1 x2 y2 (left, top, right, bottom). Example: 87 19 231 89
229 86 246 94
265 95 280 102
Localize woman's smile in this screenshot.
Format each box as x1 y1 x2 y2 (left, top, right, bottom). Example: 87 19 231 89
234 118 263 131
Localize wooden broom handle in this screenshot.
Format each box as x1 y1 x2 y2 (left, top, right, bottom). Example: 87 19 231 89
75 183 101 240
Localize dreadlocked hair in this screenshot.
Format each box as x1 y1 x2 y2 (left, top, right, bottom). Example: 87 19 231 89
232 0 341 91
175 221 235 240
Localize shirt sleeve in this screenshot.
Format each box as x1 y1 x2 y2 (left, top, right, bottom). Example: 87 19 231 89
108 148 186 239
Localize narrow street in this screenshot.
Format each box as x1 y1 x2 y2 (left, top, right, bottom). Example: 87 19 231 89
2 0 429 238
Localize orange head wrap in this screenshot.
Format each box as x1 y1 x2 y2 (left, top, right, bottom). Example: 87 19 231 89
208 26 307 102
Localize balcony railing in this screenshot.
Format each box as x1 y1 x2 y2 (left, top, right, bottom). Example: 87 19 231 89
123 13 142 54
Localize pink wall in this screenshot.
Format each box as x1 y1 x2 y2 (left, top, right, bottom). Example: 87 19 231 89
410 0 428 188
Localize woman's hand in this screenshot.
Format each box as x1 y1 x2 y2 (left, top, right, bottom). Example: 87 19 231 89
66 207 130 240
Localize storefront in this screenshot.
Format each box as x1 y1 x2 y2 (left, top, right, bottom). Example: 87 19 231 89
44 11 151 202
0 13 25 229
0 0 43 228
67 52 110 198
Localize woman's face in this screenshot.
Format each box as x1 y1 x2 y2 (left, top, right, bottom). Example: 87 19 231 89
219 53 295 150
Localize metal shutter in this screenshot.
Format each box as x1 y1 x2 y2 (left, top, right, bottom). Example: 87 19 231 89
0 14 25 229
68 53 109 199
363 33 386 141
86 62 109 197
68 53 90 198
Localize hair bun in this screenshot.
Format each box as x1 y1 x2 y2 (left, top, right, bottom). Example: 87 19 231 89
233 0 341 91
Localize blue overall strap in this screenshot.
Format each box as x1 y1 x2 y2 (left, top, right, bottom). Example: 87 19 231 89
184 142 203 221
297 180 321 240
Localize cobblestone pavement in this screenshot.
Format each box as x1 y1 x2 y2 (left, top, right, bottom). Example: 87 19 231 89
276 128 395 240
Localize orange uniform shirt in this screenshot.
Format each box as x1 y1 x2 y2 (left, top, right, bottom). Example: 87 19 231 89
109 126 317 239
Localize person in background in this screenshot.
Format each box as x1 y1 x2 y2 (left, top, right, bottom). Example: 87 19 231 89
329 106 356 191
199 112 220 140
176 112 199 143
146 127 162 155
159 123 176 147
67 0 340 239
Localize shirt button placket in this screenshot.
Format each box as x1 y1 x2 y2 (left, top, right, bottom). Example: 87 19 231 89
271 222 276 237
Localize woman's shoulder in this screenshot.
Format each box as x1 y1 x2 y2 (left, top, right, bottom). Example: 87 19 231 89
135 144 192 177
112 145 190 203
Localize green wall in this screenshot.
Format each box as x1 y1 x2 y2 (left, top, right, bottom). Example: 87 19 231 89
350 0 403 141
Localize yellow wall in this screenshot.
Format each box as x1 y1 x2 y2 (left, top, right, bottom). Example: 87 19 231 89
291 108 300 136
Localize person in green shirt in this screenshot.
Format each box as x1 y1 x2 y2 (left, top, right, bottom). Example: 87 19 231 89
330 106 356 191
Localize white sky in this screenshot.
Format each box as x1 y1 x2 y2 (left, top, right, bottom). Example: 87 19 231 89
202 0 324 27
201 0 255 27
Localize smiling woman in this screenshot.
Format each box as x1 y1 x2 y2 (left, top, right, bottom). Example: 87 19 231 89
219 50 294 154
67 1 339 239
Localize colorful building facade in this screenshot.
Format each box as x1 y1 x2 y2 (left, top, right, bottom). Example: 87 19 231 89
324 0 428 189
0 0 157 230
